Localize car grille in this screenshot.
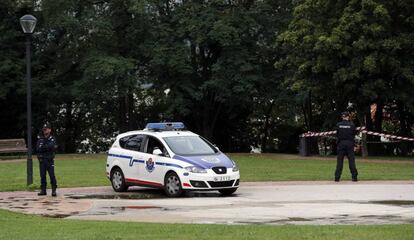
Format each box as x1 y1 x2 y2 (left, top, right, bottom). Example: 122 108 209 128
190 180 208 188
208 180 235 188
234 179 240 186
212 166 227 174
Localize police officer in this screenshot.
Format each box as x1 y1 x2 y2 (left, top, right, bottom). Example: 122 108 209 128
335 112 358 182
36 123 58 196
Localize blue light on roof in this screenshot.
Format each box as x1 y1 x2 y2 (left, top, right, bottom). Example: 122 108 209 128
145 122 186 130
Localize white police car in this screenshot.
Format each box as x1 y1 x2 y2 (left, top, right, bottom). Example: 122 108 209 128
106 122 240 197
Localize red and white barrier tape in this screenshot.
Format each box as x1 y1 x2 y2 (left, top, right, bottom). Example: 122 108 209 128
301 127 365 137
301 130 336 137
360 130 414 141
301 127 414 142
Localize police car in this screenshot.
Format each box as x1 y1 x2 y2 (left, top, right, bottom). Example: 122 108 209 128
106 122 240 197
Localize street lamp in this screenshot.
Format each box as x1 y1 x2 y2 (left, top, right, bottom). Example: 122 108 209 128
20 14 37 186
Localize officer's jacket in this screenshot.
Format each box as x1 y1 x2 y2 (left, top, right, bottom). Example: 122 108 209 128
336 120 356 142
36 135 58 160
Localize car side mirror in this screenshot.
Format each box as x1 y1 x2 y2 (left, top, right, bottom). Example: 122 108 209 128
152 148 163 156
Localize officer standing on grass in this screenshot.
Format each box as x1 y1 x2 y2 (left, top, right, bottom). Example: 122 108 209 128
36 123 58 196
335 112 358 182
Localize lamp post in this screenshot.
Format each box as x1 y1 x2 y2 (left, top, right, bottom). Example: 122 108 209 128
20 14 37 186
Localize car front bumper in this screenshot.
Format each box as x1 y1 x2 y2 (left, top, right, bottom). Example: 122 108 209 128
179 170 240 190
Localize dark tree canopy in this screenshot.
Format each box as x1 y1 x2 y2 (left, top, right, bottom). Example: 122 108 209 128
0 0 412 154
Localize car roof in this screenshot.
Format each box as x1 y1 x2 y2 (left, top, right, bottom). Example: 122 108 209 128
117 130 198 139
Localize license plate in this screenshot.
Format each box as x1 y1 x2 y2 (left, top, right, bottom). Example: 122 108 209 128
214 176 231 182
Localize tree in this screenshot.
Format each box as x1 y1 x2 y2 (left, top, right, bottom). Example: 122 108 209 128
278 0 414 145
0 1 32 139
146 0 295 151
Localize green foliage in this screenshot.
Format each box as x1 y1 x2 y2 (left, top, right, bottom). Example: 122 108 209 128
0 0 412 153
0 1 27 138
278 0 414 130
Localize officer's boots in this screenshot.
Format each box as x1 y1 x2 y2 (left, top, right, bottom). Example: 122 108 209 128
38 190 46 196
52 188 57 197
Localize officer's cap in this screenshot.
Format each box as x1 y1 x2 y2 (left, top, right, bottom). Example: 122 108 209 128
42 122 52 129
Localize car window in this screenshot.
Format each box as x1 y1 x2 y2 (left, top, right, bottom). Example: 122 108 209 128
163 136 218 156
146 136 170 158
119 134 145 152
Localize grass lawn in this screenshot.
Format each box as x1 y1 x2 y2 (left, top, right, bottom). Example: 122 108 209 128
231 154 414 181
0 153 413 192
0 209 413 240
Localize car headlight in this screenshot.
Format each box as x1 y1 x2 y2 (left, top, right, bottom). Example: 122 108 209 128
232 160 239 172
184 166 207 173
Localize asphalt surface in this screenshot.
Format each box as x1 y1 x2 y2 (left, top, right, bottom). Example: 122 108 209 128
1 181 413 225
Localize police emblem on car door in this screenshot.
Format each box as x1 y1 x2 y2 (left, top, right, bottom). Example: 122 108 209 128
140 135 171 183
145 157 155 172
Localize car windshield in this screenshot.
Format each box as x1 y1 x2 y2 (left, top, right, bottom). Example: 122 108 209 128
163 136 218 156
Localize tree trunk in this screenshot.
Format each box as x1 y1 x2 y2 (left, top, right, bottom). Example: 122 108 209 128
397 100 409 135
354 108 368 157
308 90 313 131
127 90 134 130
397 100 410 156
364 105 374 156
63 102 76 153
366 102 383 155
302 103 309 131
374 101 383 132
201 100 222 143
373 101 383 155
118 94 128 133
201 118 214 143
261 101 275 153
361 132 368 158
306 91 318 154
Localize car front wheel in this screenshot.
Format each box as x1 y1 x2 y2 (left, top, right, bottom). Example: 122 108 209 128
111 168 128 192
164 172 183 197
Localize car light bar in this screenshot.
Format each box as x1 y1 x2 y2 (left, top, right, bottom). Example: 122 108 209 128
145 122 186 131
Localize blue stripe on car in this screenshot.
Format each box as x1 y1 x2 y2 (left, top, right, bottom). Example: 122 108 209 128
107 153 135 166
130 159 145 166
108 153 132 160
155 162 183 169
173 153 234 169
173 155 207 169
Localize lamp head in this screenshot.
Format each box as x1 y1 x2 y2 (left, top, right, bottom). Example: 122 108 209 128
20 15 37 34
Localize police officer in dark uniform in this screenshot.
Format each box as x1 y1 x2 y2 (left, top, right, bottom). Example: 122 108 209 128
36 123 58 196
335 112 358 182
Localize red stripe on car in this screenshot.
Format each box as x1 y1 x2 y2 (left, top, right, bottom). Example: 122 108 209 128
126 178 163 187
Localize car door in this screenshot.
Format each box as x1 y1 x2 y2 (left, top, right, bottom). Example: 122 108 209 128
118 134 146 182
140 135 172 185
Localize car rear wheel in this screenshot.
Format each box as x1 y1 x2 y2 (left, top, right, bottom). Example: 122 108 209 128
219 188 237 196
111 168 128 192
164 172 183 197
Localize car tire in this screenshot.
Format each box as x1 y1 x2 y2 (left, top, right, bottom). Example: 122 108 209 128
219 188 237 196
111 168 128 192
164 172 183 197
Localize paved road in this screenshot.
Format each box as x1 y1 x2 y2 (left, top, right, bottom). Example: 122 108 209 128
1 181 413 225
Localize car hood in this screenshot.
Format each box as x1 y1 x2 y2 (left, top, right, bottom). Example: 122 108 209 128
173 153 234 169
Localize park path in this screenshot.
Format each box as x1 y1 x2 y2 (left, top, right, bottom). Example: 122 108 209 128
0 181 413 225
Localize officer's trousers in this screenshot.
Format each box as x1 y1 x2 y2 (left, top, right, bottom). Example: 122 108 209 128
335 140 358 180
39 159 57 191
